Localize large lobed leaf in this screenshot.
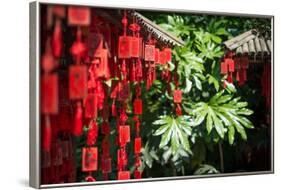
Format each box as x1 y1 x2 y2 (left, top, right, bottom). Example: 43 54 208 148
191 90 254 144
153 115 193 155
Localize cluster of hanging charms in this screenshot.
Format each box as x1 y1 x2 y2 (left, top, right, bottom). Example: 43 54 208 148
41 5 78 184
67 6 99 182
220 51 249 87
41 5 179 182
130 17 143 179
116 10 131 180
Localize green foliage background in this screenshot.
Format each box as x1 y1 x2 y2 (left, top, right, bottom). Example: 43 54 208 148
136 12 271 176
75 13 271 180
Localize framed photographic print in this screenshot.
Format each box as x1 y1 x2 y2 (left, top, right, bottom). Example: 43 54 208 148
29 1 274 188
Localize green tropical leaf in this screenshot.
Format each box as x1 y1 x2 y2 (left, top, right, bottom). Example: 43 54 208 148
191 91 254 144
153 115 193 156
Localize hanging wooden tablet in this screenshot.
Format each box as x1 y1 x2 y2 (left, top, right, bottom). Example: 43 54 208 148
144 45 155 62
164 48 172 62
130 37 140 58
82 147 98 172
96 48 110 79
68 6 91 26
52 19 62 58
225 58 235 73
73 102 83 136
173 89 182 103
134 137 141 154
42 116 52 151
117 82 130 101
118 36 131 59
133 99 142 115
220 61 228 74
84 94 97 119
41 74 59 114
159 50 166 65
52 5 66 18
155 48 160 64
118 171 130 180
119 125 130 146
69 65 87 99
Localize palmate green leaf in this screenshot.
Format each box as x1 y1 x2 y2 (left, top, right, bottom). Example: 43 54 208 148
153 115 193 156
191 90 254 144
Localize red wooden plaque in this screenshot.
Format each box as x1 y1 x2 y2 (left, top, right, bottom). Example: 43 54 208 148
69 65 87 99
134 137 142 154
118 36 131 59
164 48 172 62
130 37 140 58
220 61 228 74
52 5 66 18
41 74 58 114
82 147 98 172
173 89 182 103
117 82 130 101
155 48 160 64
159 50 166 64
139 37 143 58
118 171 130 180
119 125 130 146
96 48 110 79
84 94 97 119
68 6 91 26
133 99 142 115
225 58 235 72
144 45 155 62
